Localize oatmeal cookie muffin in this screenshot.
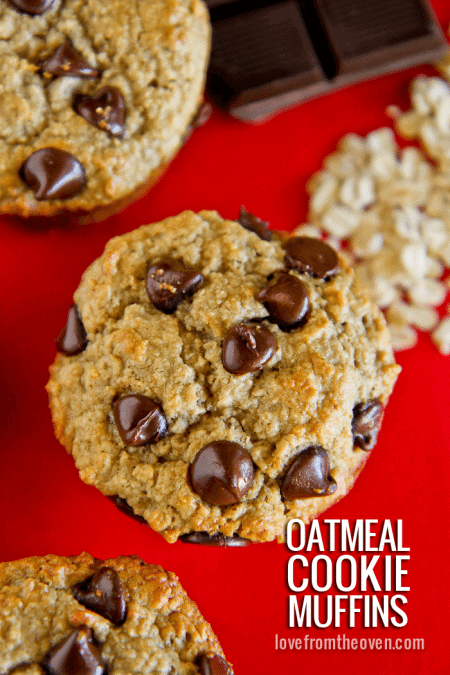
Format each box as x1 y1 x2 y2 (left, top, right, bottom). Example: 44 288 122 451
0 552 232 674
0 0 210 218
47 210 400 544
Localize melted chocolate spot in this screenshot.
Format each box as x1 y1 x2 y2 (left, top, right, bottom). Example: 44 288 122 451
55 305 87 355
42 627 105 675
20 148 85 200
40 40 100 78
146 260 203 313
192 101 213 128
73 567 126 626
107 495 148 525
222 323 276 374
352 399 383 450
73 86 125 138
281 446 337 500
182 102 212 144
283 237 340 279
113 394 167 446
9 0 54 15
238 206 272 241
190 441 255 506
257 273 309 328
198 654 234 675
180 531 251 547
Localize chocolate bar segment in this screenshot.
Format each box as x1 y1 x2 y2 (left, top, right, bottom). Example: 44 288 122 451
314 0 447 76
207 1 328 117
205 0 448 122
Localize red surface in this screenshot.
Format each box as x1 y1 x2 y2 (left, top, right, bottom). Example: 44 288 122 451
1 2 450 673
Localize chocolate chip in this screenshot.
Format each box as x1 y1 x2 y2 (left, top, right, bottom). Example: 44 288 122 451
20 148 86 200
257 273 309 328
73 567 126 626
40 40 100 78
107 495 148 525
198 655 234 675
180 531 251 547
182 102 213 144
9 0 54 15
146 260 203 314
113 394 167 446
222 323 276 374
191 101 213 128
73 86 125 138
55 305 87 355
283 237 340 279
352 398 383 451
190 441 255 506
238 206 272 241
281 446 337 500
43 627 105 675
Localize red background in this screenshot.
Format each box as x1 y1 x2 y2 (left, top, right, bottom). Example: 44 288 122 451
1 2 450 672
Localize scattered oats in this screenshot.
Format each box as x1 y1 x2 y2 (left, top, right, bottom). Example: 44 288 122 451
385 104 402 120
351 227 384 258
324 153 358 179
436 97 450 135
400 242 428 278
326 235 342 252
393 205 421 241
410 87 430 116
292 223 322 239
388 299 439 331
395 76 450 165
388 323 418 351
439 241 450 267
339 174 375 211
426 257 444 279
369 148 398 180
420 216 448 252
340 132 367 155
432 317 450 355
399 147 423 180
408 278 447 306
300 56 450 353
366 127 396 152
321 204 360 238
386 300 411 326
395 110 421 138
386 300 438 332
408 305 439 331
309 172 338 215
357 271 399 309
303 101 450 349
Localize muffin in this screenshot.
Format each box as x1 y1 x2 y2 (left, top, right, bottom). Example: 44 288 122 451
47 210 400 544
0 552 233 674
0 0 210 219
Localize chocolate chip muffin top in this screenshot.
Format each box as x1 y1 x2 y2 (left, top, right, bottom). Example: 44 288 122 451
0 553 231 675
47 211 400 544
0 0 210 216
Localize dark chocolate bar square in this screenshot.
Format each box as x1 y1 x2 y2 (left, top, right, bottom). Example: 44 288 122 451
314 0 446 77
207 0 328 119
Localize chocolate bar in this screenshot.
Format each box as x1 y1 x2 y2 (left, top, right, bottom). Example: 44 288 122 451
205 0 448 121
